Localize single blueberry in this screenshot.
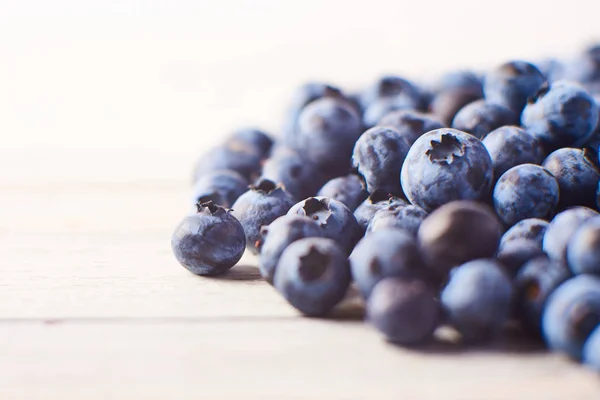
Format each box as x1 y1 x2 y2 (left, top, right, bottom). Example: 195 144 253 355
274 238 351 317
566 216 600 276
451 99 519 140
367 277 440 345
366 204 427 236
542 148 600 209
401 128 494 211
231 179 296 255
229 127 273 158
441 259 513 342
352 126 411 196
171 202 246 276
353 191 408 231
429 88 482 126
543 206 599 263
258 215 324 284
192 139 263 182
493 164 560 227
499 218 549 251
433 70 483 96
316 174 368 212
362 97 417 128
418 201 503 279
287 197 361 253
349 229 427 299
564 44 600 84
496 240 547 277
377 109 445 145
583 325 600 371
542 275 600 360
482 126 545 180
360 75 423 110
191 169 248 209
521 81 599 151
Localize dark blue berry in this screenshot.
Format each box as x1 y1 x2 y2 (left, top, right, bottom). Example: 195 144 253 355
229 127 273 158
496 240 546 277
583 325 600 371
366 204 427 236
316 174 368 212
543 207 599 263
430 88 482 126
353 191 408 230
362 97 416 128
499 218 549 251
566 216 600 276
192 140 263 182
434 70 483 95
451 100 518 140
360 75 423 110
377 109 445 145
191 170 248 209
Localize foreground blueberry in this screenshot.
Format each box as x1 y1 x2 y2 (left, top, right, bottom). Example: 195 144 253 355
316 174 368 212
367 277 440 345
171 202 246 276
259 215 324 284
499 218 549 251
566 217 600 276
274 238 350 317
451 100 518 139
521 81 599 151
191 170 248 208
483 61 546 114
352 126 411 196
287 197 361 253
231 179 296 255
441 259 513 341
542 207 599 263
366 204 427 236
493 164 560 227
377 109 445 145
401 129 494 212
514 256 571 334
349 229 426 299
353 191 408 230
482 126 545 180
542 275 600 359
542 148 600 209
418 201 503 278
583 326 600 371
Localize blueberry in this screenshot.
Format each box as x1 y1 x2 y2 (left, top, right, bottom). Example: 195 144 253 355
482 126 545 180
191 170 248 209
514 256 571 335
441 259 513 341
258 215 324 284
493 164 560 227
229 127 273 158
565 43 600 84
496 240 547 277
583 325 600 371
274 238 350 317
377 109 445 145
418 201 503 278
316 174 368 212
352 126 411 196
295 98 363 178
287 197 361 253
433 70 483 95
543 207 599 263
367 277 440 345
499 218 549 251
542 275 600 359
353 191 408 230
566 216 600 276
542 148 600 209
192 139 263 182
521 81 599 151
430 88 482 126
231 179 296 255
366 204 427 236
260 146 326 201
349 229 426 299
536 58 565 82
171 202 246 276
360 75 423 110
451 99 519 140
483 61 546 114
401 128 494 211
362 97 417 128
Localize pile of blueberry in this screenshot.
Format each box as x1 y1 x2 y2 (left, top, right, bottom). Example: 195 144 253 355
172 44 600 371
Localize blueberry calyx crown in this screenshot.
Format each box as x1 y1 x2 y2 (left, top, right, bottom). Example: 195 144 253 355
196 200 226 215
250 178 279 194
298 247 330 282
301 198 332 226
426 133 465 164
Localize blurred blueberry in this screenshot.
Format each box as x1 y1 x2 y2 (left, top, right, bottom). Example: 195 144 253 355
316 174 368 212
451 99 518 139
362 97 416 128
543 206 599 263
564 43 600 84
583 325 600 371
430 88 482 126
433 70 483 95
354 190 408 230
191 170 248 209
496 240 546 277
229 127 274 158
192 140 263 182
366 204 427 236
567 216 600 276
377 109 445 145
360 75 423 110
535 58 566 82
499 218 549 251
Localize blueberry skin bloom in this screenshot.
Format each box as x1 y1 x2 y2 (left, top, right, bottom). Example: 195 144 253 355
349 229 426 299
191 170 248 209
377 109 445 145
353 191 408 230
493 164 560 227
258 215 324 284
543 207 599 263
483 60 547 114
295 97 363 178
418 201 503 278
366 204 427 236
583 325 600 371
401 128 494 212
542 148 600 209
451 100 518 139
521 81 599 151
274 238 351 317
542 275 600 360
231 179 296 255
482 126 545 180
287 197 361 253
441 259 513 341
367 277 440 345
567 217 600 276
499 218 549 251
316 174 368 212
352 126 411 196
171 202 246 276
